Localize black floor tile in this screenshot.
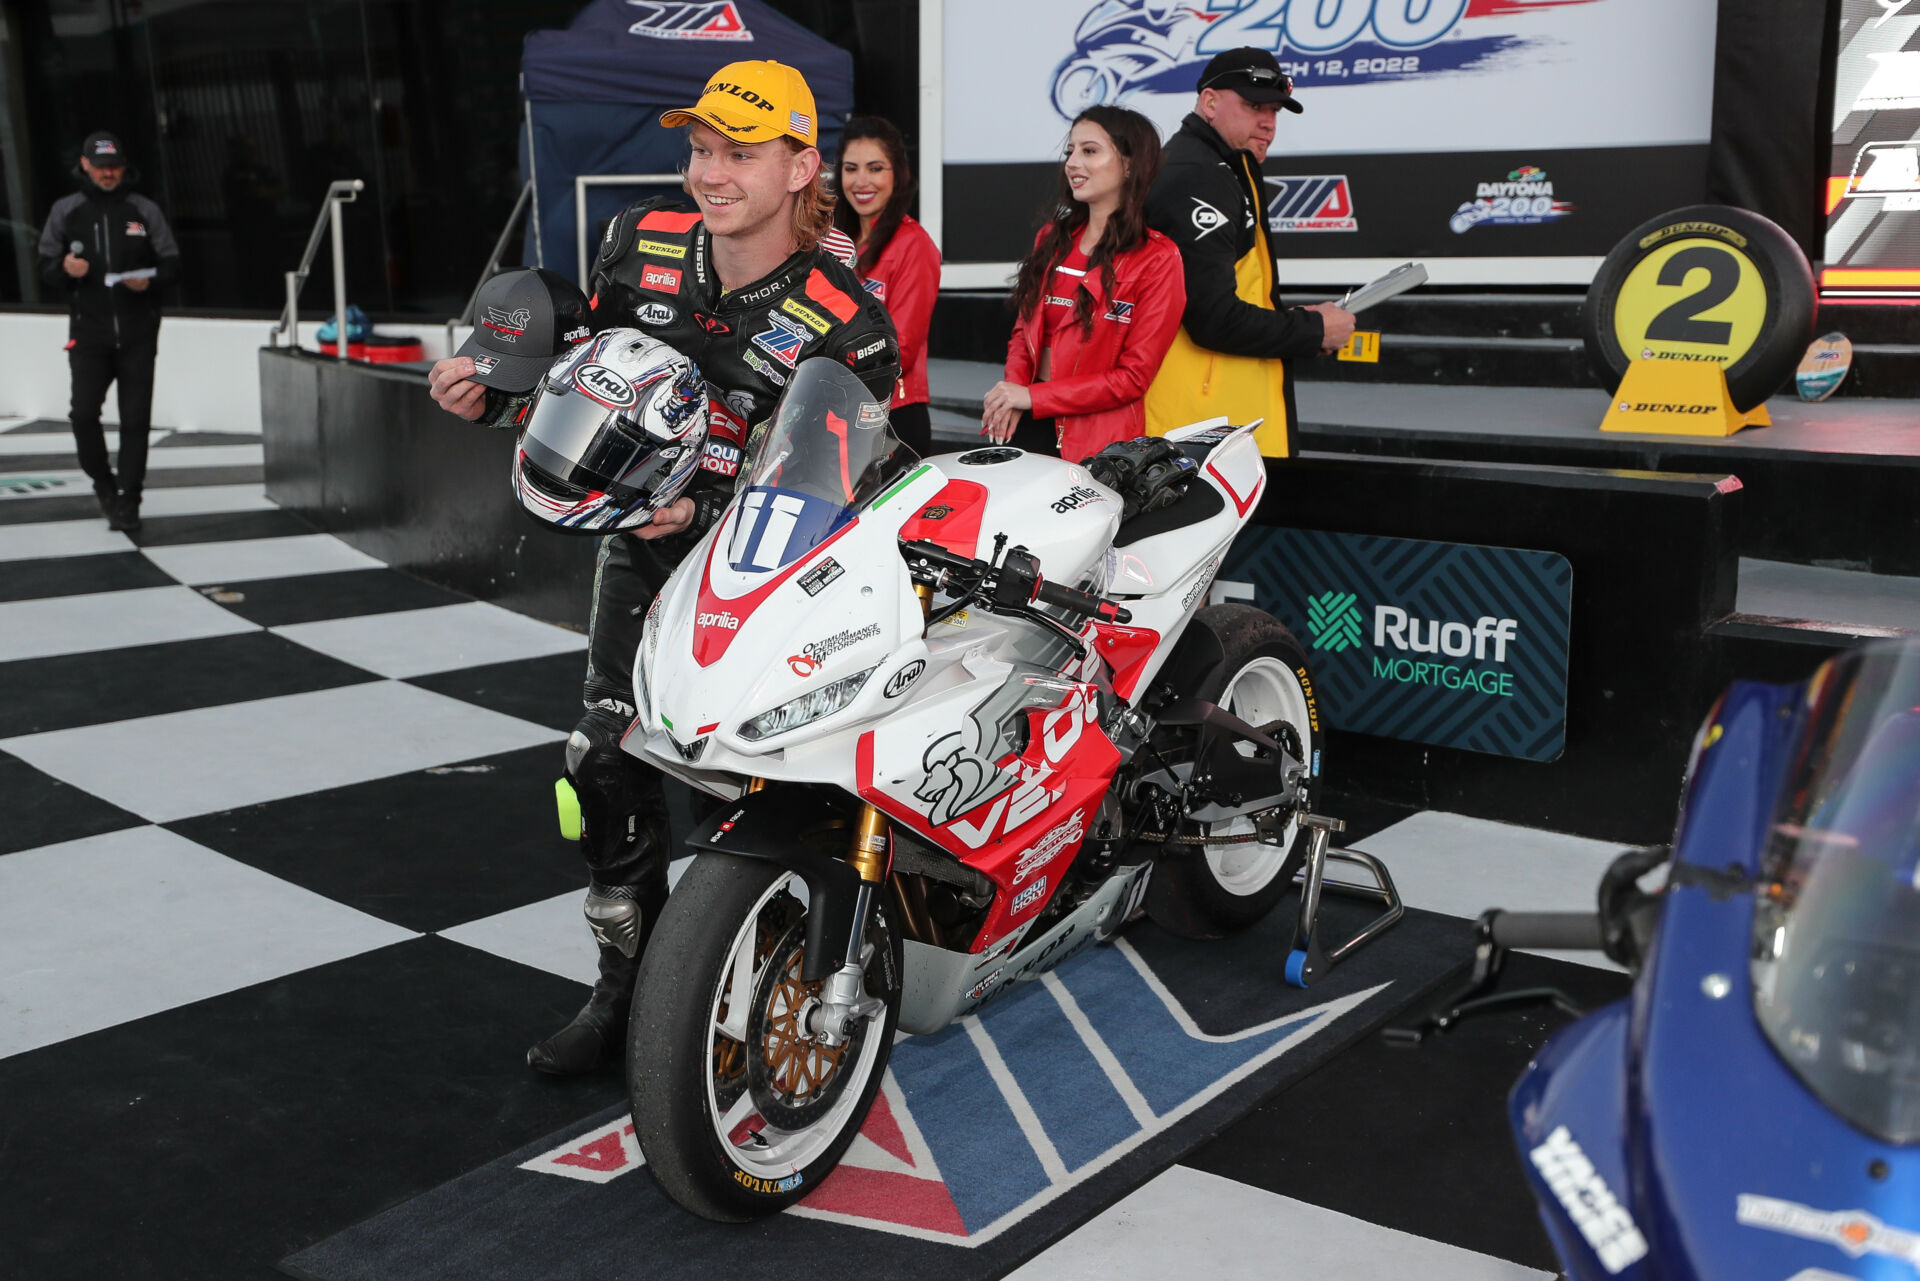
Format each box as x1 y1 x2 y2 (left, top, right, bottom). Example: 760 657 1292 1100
0 492 115 523
167 743 584 933
0 450 86 470
0 936 624 1281
131 507 315 546
0 631 378 737
1183 951 1633 1270
202 567 467 627
0 751 144 855
0 551 175 602
0 418 77 433
153 431 263 447
407 650 586 733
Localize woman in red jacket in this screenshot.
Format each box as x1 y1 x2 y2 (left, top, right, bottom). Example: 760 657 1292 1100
983 105 1184 461
833 115 941 457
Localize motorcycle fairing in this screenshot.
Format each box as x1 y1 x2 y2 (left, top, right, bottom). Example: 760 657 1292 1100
857 675 1120 950
1513 675 1920 1281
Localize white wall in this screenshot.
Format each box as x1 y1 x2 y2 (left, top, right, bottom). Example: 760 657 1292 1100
0 313 469 433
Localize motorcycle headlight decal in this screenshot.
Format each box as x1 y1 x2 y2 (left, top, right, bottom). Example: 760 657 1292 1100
738 667 876 742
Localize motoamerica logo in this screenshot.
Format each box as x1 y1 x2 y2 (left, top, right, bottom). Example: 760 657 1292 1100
1306 591 1363 653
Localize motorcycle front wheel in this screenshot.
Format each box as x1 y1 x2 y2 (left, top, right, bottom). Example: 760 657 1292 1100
627 852 902 1221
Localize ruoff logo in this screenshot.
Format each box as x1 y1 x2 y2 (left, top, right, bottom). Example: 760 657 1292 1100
1306 591 1364 653
574 363 636 408
696 610 741 630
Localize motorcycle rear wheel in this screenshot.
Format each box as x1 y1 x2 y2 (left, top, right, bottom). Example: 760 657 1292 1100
627 852 902 1221
1146 608 1318 939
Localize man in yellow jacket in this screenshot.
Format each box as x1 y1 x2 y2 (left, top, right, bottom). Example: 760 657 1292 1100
1143 48 1355 458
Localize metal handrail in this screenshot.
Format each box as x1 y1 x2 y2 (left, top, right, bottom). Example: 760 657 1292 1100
271 179 365 359
444 180 535 357
575 172 682 285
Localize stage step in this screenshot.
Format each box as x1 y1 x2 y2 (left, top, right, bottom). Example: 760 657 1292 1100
927 291 1920 398
1711 559 1920 685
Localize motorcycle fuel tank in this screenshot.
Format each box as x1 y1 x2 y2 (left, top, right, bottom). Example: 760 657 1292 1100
926 448 1120 591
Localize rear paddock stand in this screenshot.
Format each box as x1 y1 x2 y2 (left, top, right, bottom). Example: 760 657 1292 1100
1282 814 1404 988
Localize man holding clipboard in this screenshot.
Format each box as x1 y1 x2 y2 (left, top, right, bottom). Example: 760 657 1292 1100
36 132 181 531
1143 49 1355 459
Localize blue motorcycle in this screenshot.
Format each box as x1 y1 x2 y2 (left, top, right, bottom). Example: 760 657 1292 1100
1408 639 1920 1279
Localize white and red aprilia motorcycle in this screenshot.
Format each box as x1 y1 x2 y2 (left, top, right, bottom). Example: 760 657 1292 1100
624 359 1334 1221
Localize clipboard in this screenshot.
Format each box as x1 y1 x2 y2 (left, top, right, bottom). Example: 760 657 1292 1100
1338 262 1427 314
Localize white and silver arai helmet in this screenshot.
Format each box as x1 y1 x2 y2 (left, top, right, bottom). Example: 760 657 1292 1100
513 328 707 533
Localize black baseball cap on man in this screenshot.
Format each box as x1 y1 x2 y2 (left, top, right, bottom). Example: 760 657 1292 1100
454 267 594 393
82 131 127 165
1197 48 1304 113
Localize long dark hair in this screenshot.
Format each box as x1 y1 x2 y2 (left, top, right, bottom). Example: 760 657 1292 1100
831 115 916 276
1009 106 1162 338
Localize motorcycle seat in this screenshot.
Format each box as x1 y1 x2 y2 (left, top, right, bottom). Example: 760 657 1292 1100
1112 478 1223 548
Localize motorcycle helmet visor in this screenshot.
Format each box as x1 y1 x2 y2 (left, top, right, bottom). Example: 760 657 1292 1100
521 380 681 502
1753 639 1920 1143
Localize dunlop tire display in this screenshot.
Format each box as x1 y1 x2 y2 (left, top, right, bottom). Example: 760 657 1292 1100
1581 205 1816 412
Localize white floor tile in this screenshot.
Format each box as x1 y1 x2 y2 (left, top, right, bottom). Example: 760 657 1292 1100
441 890 600 986
1 680 564 824
0 471 91 500
0 826 418 1059
273 601 586 679
141 533 381 585
0 825 418 1060
142 444 264 471
0 584 258 662
137 484 276 517
1005 1165 1548 1281
0 518 132 563
1354 811 1632 968
440 857 692 984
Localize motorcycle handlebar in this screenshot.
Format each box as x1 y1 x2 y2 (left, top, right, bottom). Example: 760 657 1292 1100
1486 910 1605 951
1033 577 1132 625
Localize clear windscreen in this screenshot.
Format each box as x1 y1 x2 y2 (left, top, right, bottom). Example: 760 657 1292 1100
725 358 912 573
1753 640 1920 1142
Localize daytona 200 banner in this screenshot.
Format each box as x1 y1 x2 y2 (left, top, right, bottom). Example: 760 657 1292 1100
1219 527 1572 761
936 0 1719 271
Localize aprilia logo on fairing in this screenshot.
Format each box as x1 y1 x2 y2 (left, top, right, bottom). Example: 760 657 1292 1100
1051 485 1105 514
696 611 741 630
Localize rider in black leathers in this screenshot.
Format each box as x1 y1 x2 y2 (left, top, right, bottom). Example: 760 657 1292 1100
432 77 900 1074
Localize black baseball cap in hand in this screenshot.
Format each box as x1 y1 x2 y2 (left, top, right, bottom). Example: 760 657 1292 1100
82 132 128 165
455 267 594 392
1197 48 1304 113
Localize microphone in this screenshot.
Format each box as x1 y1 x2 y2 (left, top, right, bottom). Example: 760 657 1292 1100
69 240 85 257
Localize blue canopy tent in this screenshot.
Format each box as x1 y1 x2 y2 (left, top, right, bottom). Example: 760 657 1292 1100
519 0 854 283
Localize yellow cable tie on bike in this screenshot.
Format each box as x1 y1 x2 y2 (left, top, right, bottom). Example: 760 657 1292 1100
554 777 582 842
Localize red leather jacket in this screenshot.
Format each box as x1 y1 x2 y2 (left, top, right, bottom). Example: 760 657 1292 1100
860 215 940 407
1004 227 1186 462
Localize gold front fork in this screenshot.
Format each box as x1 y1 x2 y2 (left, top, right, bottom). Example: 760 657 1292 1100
743 777 766 794
849 803 888 883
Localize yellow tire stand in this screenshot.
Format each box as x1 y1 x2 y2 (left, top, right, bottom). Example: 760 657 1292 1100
1598 358 1771 436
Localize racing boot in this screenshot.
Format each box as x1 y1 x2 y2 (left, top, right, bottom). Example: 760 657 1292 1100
112 488 142 533
527 883 644 1076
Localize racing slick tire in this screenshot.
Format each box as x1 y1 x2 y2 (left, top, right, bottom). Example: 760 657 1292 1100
1581 204 1816 413
627 852 902 1221
1146 606 1318 940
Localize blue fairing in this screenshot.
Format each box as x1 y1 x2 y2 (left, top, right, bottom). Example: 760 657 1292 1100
1512 674 1920 1281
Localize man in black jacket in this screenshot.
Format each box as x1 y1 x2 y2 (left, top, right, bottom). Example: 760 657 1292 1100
36 132 182 531
1142 49 1354 457
428 60 899 1076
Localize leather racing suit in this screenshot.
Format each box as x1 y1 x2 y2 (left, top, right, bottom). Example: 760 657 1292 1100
491 197 901 1072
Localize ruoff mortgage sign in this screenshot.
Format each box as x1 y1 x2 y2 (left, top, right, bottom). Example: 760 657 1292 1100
1221 528 1572 761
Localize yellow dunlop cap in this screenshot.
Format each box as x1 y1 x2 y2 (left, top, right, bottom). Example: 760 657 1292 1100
554 777 582 842
660 59 817 145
